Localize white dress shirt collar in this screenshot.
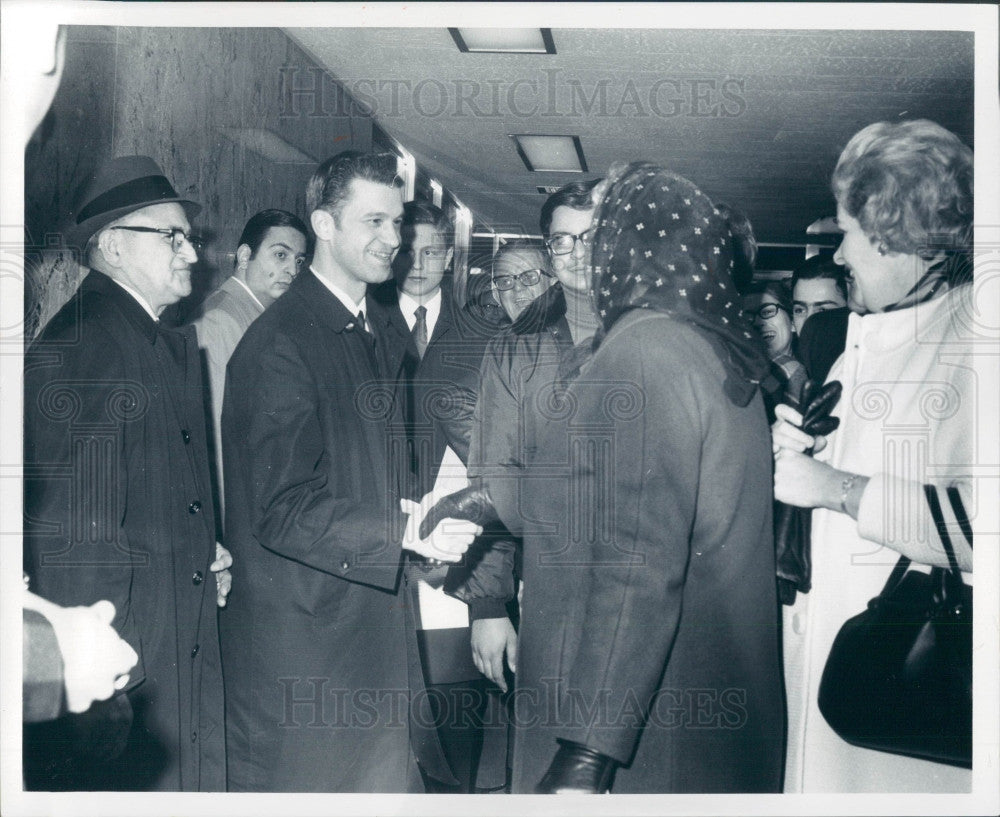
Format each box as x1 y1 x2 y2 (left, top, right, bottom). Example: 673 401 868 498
109 278 159 322
398 287 442 337
310 267 368 327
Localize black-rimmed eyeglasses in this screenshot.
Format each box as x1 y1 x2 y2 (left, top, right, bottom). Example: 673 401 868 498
743 302 790 322
544 228 596 256
109 226 203 253
492 268 552 291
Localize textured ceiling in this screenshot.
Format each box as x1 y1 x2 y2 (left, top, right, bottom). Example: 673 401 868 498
287 28 974 244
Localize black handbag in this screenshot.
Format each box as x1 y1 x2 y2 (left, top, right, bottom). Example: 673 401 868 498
818 484 972 768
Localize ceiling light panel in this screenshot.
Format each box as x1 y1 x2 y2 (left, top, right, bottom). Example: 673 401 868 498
511 134 587 173
450 28 555 54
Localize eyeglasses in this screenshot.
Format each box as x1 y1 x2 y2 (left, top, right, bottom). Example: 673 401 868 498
109 226 203 253
743 302 790 321
545 228 596 256
492 268 551 291
399 247 450 267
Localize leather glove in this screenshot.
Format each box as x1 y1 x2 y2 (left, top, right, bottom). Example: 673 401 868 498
535 739 617 794
418 479 499 540
799 379 843 439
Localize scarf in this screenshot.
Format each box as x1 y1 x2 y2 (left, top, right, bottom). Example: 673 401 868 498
590 161 770 406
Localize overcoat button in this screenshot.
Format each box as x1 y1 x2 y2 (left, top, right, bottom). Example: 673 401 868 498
181 429 191 444
341 561 350 571
192 571 204 585
191 731 197 742
188 500 202 514
191 644 200 658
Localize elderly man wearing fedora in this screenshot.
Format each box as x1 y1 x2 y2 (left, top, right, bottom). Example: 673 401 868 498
23 155 229 791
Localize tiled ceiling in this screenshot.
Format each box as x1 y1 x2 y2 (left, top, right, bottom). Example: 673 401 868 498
287 28 974 244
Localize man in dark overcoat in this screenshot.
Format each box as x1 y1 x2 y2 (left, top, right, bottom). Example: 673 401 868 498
23 156 229 791
220 151 478 792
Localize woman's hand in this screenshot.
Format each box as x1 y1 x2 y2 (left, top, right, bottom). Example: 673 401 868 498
774 449 839 508
774 450 869 517
771 403 827 455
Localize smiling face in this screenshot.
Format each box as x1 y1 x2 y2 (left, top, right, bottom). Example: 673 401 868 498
792 277 847 333
492 247 552 320
241 225 308 308
743 290 794 359
833 205 917 314
106 202 198 315
318 178 403 295
547 204 596 294
393 223 452 301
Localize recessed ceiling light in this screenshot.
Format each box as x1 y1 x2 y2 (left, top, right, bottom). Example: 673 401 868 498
449 28 555 54
511 134 587 173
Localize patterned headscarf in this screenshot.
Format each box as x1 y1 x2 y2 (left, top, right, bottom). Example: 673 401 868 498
591 162 769 406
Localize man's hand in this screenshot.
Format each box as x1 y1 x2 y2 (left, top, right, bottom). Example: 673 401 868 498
471 617 517 692
25 593 139 714
210 542 233 607
401 495 482 563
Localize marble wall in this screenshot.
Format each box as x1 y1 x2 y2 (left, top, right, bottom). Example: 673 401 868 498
25 26 372 334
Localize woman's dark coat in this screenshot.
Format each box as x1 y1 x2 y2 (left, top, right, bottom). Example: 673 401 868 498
510 310 786 793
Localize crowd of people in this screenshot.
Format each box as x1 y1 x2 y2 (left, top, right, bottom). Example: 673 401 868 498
23 116 975 795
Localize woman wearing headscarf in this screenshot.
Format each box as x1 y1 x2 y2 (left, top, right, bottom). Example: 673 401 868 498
773 120 974 792
508 162 785 792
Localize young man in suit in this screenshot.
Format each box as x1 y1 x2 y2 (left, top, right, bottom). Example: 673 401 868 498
370 201 509 792
220 152 479 792
190 209 308 510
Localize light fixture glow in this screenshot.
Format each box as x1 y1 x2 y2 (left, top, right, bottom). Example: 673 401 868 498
511 134 587 173
449 28 555 54
220 128 315 164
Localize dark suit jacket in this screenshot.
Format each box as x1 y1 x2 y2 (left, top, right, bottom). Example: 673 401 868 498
798 306 850 384
220 269 454 791
369 279 495 495
23 271 225 791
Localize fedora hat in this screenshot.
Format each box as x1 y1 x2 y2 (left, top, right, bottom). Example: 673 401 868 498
65 155 201 249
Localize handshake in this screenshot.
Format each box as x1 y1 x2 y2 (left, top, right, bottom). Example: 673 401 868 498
399 481 499 563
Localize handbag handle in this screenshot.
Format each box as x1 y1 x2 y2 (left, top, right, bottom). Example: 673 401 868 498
946 485 974 549
924 483 970 607
876 484 969 600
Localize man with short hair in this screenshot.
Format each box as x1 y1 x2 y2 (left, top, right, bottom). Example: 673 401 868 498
790 255 848 335
23 155 228 790
190 209 308 507
220 151 478 792
790 255 850 382
420 181 607 792
370 200 513 792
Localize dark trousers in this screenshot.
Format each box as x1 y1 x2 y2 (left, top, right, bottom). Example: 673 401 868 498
418 679 491 793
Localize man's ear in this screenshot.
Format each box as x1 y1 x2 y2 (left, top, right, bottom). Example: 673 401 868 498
96 228 122 268
311 209 335 242
235 244 252 269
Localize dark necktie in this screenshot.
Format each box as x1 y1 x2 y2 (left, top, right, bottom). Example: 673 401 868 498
412 305 428 361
